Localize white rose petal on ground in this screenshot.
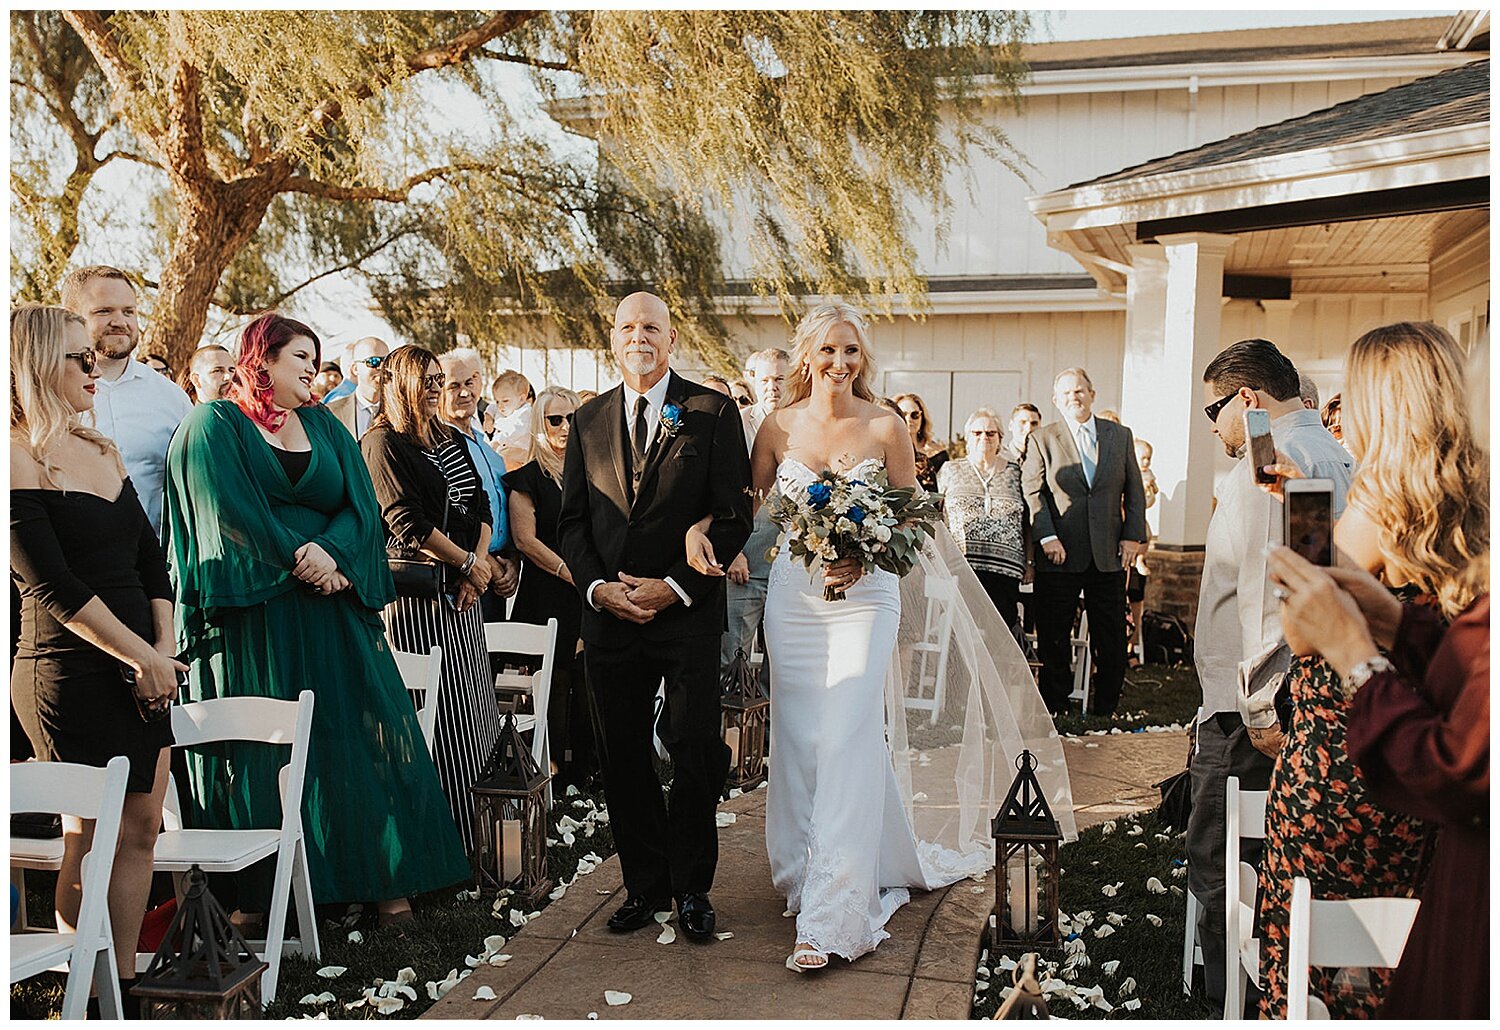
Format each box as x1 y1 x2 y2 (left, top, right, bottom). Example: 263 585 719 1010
1123 998 1142 1011
1106 912 1127 925
516 1015 544 1020
1126 824 1144 836
315 965 347 979
1170 885 1185 896
490 954 513 966
715 812 737 827
604 990 633 1006
587 1013 598 1020
1101 959 1120 976
347 930 364 944
473 986 497 1001
1146 913 1163 927
1093 925 1115 938
1145 877 1168 894
714 931 734 940
1120 976 1138 995
549 883 568 901
657 923 677 944
509 909 530 927
654 909 672 924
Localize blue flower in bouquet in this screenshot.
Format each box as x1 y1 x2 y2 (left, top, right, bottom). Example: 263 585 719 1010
659 402 683 438
807 482 833 509
847 504 866 525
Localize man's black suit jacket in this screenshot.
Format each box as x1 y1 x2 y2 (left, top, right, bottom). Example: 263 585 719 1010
558 371 753 648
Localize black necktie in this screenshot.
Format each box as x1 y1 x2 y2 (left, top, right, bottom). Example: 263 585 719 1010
632 395 650 470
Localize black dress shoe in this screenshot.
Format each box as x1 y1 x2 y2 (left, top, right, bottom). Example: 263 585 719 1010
607 894 672 933
676 892 716 940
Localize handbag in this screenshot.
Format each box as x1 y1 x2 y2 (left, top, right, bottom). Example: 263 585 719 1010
388 465 452 599
1152 719 1197 833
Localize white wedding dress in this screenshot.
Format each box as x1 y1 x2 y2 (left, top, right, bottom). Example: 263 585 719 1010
763 458 1075 962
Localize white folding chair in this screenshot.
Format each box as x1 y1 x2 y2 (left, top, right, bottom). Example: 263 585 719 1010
1067 610 1092 713
484 619 559 805
1286 877 1420 1020
157 691 317 1008
904 574 957 726
392 646 444 756
1224 775 1269 1021
10 756 131 1020
1182 887 1203 995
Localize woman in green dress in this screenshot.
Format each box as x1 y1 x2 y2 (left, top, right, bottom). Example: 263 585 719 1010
162 312 467 926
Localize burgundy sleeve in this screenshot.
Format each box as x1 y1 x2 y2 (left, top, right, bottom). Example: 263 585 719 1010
1346 601 1490 829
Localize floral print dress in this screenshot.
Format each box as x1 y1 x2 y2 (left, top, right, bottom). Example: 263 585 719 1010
1255 654 1430 1018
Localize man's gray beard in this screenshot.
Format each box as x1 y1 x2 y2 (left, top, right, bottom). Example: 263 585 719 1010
621 353 658 376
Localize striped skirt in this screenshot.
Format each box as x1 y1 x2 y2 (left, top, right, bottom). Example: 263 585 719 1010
383 594 500 855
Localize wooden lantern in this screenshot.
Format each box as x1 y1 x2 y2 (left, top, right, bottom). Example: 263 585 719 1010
471 709 553 904
721 647 770 790
132 864 268 1018
991 749 1063 951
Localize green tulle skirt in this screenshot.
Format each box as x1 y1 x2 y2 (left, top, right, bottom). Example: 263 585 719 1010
181 586 470 905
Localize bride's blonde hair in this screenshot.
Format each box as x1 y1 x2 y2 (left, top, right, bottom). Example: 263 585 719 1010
783 303 879 405
1343 321 1488 617
9 304 123 487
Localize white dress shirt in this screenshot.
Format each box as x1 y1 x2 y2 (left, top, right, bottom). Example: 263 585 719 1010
88 358 193 534
587 374 692 611
355 396 379 438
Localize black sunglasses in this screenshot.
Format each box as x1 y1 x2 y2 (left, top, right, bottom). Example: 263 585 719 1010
544 413 573 427
65 350 98 374
735 395 753 407
1204 393 1236 424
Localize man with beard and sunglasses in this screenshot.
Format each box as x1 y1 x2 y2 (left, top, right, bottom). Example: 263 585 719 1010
59 266 193 535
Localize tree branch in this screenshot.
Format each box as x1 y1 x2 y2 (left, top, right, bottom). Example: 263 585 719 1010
264 10 543 168
474 47 575 73
214 228 415 315
61 10 161 161
282 162 499 203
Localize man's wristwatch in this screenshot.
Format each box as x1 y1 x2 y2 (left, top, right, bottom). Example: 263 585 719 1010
1340 655 1395 699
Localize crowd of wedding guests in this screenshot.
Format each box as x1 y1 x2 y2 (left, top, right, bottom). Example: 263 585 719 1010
9 261 1488 1020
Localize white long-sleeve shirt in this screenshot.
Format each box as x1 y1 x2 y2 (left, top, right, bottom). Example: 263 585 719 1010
87 358 194 534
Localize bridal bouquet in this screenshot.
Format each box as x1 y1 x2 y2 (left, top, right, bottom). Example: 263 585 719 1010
765 466 941 601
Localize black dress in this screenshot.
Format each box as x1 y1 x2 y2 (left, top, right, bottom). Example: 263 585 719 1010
11 481 174 793
503 460 592 781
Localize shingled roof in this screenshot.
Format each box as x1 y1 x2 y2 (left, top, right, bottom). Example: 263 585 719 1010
1023 16 1454 71
1070 59 1489 188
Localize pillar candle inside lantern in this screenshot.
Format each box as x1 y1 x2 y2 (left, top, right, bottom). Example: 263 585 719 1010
1007 856 1037 934
725 725 741 766
499 818 523 883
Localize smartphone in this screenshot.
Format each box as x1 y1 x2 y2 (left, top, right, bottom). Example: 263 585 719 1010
1283 478 1334 566
1244 408 1276 485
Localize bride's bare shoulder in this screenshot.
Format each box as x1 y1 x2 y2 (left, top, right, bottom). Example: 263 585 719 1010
864 401 906 438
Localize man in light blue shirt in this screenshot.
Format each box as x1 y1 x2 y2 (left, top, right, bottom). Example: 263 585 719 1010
438 349 518 620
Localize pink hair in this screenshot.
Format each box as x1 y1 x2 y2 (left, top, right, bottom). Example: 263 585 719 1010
227 312 321 433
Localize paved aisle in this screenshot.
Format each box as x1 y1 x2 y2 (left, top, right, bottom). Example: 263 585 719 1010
423 731 1182 1020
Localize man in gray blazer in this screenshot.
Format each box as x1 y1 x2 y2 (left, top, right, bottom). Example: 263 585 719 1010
1022 367 1148 714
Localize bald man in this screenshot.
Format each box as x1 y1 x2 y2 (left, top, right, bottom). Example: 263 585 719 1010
558 292 753 940
326 336 389 438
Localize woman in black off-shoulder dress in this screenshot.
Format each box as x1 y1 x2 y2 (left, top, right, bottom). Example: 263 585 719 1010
9 303 187 1004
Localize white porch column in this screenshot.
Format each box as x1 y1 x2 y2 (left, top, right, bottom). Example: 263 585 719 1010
1259 299 1299 350
1120 232 1237 550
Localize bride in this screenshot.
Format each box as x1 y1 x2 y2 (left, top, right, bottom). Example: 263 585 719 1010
688 303 1075 973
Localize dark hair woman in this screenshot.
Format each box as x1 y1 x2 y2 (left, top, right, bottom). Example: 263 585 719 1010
361 344 501 855
162 313 466 930
11 304 185 1007
893 391 949 491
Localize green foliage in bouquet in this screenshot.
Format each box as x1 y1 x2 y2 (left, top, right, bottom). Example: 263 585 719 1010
765 465 941 599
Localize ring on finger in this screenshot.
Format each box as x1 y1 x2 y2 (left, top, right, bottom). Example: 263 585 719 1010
1272 587 1289 602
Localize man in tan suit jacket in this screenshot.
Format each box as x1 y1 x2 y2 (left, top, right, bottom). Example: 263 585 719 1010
327 336 389 438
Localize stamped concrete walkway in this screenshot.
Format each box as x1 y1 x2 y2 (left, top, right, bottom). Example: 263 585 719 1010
424 731 1182 1020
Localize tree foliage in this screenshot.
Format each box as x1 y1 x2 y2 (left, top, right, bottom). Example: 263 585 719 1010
12 10 1031 369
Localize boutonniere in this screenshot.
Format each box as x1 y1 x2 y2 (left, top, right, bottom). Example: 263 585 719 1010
659 402 684 439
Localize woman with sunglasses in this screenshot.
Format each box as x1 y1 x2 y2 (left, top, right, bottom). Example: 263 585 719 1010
11 305 184 1010
936 407 1031 633
362 345 500 856
503 386 597 786
893 392 949 491
163 314 466 931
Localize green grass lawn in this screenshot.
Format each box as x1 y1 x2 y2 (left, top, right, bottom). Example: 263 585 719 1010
971 807 1214 1020
1051 662 1201 737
